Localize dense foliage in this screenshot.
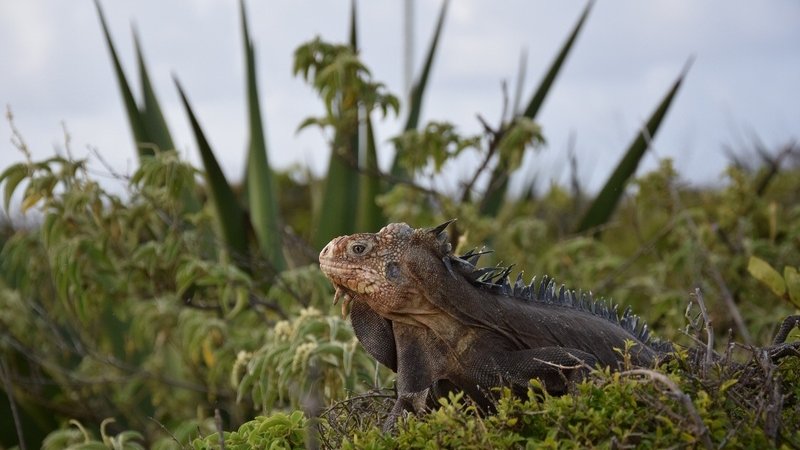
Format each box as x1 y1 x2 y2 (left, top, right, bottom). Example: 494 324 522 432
2 125 799 448
2 1 799 448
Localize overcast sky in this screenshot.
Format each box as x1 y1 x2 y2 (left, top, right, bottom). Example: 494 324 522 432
1 1 799 198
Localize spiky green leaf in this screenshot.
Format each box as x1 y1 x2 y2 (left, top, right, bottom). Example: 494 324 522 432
174 78 249 265
521 0 593 120
576 60 690 233
349 0 358 51
403 0 448 132
391 0 449 177
241 0 285 271
94 0 151 159
481 1 593 216
133 28 175 154
357 116 385 231
313 134 360 249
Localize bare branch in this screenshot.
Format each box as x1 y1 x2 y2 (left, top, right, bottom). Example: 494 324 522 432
692 288 715 373
215 408 226 450
0 358 27 450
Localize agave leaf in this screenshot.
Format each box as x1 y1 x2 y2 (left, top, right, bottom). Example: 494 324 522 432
133 26 201 212
241 0 285 271
349 0 382 231
174 78 249 266
313 133 360 249
481 1 593 216
94 0 151 159
509 47 528 122
479 167 510 217
133 27 175 153
522 0 593 119
357 116 385 231
311 3 362 248
576 60 691 233
349 0 358 51
391 0 450 177
403 0 448 132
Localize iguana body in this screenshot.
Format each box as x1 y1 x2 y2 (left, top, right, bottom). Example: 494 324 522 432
319 221 799 426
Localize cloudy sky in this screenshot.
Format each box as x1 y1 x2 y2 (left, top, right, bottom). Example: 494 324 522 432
1 1 798 197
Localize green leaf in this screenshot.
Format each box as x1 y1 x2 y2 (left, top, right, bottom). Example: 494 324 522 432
0 163 27 211
357 116 385 231
304 35 362 247
522 0 593 120
132 26 202 213
349 0 383 232
133 28 175 154
349 0 358 51
509 48 528 122
747 256 785 299
174 77 249 266
241 0 285 271
481 1 593 216
576 59 691 233
784 266 800 309
391 0 449 177
313 131 360 249
403 0 448 132
94 0 151 159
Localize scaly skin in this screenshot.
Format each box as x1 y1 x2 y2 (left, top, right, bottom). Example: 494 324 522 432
319 221 800 429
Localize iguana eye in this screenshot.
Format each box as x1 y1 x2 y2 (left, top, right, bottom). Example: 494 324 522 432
349 242 370 255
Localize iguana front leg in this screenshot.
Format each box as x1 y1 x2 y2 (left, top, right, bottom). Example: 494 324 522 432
383 322 454 431
382 379 462 432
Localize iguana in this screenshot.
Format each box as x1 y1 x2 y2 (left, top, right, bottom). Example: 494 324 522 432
318 220 800 427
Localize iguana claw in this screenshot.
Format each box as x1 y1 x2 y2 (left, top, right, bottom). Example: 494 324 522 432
333 287 345 305
341 295 353 319
333 287 353 319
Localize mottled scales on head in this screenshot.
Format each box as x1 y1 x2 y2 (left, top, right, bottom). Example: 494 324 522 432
318 222 445 319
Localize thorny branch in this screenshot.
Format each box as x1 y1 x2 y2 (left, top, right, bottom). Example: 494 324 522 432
459 114 504 203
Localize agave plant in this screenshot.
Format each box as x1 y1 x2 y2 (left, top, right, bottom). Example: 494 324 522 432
95 0 285 274
95 0 689 270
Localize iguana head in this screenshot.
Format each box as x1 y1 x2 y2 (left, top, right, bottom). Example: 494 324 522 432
319 221 455 321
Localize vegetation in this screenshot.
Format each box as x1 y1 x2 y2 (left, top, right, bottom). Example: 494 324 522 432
1 0 799 448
